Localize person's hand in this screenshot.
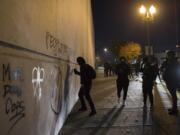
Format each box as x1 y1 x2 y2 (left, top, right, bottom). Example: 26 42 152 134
74 68 78 74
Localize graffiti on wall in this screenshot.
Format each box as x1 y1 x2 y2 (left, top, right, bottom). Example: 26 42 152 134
32 66 45 100
50 66 62 115
64 64 74 102
2 64 25 132
46 32 68 57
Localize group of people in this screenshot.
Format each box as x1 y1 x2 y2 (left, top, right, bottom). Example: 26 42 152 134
104 62 115 77
74 50 179 117
115 50 179 115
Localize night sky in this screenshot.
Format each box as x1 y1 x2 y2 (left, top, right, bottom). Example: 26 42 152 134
91 0 180 55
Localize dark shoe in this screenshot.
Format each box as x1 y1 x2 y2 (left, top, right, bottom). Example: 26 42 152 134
89 111 96 117
168 110 178 115
78 107 87 111
168 108 173 112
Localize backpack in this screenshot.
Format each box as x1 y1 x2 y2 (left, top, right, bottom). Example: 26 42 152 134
87 65 96 79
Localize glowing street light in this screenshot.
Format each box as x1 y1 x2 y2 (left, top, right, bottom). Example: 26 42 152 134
104 48 108 52
139 5 146 14
139 4 156 21
149 5 156 15
138 4 157 55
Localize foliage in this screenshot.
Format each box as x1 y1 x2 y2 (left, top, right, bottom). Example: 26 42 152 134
110 41 142 62
110 41 127 57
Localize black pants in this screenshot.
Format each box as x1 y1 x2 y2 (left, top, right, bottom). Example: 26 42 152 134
142 80 154 105
166 83 177 111
116 79 129 100
78 84 96 112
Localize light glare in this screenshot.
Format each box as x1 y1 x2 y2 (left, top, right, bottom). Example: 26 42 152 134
149 5 156 15
104 48 108 52
139 5 146 14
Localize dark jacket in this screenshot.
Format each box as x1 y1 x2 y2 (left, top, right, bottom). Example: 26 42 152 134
75 64 94 85
115 62 130 81
142 62 158 82
161 59 180 87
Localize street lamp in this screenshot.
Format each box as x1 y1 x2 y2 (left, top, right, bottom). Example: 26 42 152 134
139 4 157 55
139 4 156 21
104 48 108 53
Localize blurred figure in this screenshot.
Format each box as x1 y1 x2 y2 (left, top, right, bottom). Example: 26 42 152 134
150 56 160 83
112 64 116 76
104 62 109 77
129 64 134 80
135 61 140 76
161 51 180 115
74 57 96 117
142 56 158 109
115 57 130 105
109 64 113 76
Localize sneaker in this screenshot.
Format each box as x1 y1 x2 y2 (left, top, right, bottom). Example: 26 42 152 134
78 107 87 111
168 110 178 115
168 108 173 112
89 111 96 117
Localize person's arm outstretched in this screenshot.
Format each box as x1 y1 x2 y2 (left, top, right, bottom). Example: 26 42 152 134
74 68 80 75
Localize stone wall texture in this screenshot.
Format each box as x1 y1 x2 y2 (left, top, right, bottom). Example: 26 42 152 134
0 0 95 135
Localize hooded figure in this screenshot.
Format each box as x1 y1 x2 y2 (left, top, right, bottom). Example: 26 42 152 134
74 57 96 117
142 56 158 109
115 57 130 105
161 50 180 115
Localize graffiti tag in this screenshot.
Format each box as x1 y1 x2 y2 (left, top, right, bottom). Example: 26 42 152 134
50 66 62 114
46 32 68 56
32 66 45 99
3 84 22 98
2 63 25 132
6 98 25 131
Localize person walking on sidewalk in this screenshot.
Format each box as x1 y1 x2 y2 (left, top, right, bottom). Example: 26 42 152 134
74 57 97 117
161 50 180 115
115 57 130 105
142 56 158 109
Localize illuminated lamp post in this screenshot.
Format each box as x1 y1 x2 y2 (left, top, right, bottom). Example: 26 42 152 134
139 4 157 55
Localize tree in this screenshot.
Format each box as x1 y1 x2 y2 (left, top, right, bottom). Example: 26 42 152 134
110 41 142 63
110 41 127 57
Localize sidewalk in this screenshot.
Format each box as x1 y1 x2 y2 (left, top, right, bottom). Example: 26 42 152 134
59 74 180 135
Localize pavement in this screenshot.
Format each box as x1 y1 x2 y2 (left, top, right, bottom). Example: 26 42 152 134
59 74 180 135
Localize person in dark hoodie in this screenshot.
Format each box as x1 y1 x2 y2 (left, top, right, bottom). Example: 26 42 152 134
161 50 180 115
74 57 96 117
142 56 158 109
115 57 130 105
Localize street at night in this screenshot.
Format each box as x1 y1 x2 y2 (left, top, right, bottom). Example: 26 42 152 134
0 0 180 135
59 73 180 135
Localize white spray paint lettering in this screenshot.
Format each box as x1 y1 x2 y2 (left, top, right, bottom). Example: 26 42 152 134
32 66 45 100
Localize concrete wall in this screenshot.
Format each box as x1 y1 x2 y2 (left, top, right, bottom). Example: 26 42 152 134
0 0 95 135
